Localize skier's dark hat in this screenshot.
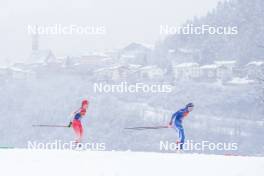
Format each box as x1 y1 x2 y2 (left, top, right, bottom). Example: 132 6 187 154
186 103 194 108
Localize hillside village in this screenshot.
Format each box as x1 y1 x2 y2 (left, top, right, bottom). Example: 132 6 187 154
0 42 263 86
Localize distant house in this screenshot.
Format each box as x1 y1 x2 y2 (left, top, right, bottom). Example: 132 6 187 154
120 54 137 64
10 67 35 80
61 54 115 78
94 64 142 81
109 65 129 81
232 66 246 78
27 52 57 78
172 62 200 80
69 53 113 69
216 65 233 82
81 53 109 63
94 67 117 81
245 61 264 79
214 60 237 68
140 65 164 80
227 77 255 85
214 60 237 82
126 64 143 81
120 43 152 65
29 49 56 64
104 49 121 61
0 66 11 81
0 65 36 81
168 48 201 63
200 64 219 81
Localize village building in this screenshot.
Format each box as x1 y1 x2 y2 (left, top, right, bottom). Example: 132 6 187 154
172 62 200 81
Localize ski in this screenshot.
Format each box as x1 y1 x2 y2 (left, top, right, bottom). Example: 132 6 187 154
0 146 15 149
32 124 69 128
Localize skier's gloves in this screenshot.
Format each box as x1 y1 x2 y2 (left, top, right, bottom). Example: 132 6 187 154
68 121 72 128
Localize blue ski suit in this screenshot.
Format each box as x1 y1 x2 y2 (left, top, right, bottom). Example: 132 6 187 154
170 108 189 149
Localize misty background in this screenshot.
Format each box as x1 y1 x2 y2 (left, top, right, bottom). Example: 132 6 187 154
1 0 223 64
0 0 264 156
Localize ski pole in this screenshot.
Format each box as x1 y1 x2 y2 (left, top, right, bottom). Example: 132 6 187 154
32 124 69 128
0 146 15 149
124 125 169 130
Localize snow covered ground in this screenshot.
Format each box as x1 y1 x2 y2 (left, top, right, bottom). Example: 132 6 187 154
1 149 264 176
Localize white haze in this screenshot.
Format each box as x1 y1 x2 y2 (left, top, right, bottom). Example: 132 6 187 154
0 0 224 64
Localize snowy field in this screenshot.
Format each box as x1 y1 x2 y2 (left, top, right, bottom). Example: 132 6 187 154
1 149 264 176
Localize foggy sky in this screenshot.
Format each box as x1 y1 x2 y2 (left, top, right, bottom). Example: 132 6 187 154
1 0 224 64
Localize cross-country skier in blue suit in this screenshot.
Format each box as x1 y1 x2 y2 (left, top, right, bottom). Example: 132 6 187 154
168 103 194 150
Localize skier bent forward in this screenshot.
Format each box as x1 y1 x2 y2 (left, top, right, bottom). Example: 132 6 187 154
68 99 89 144
168 103 194 150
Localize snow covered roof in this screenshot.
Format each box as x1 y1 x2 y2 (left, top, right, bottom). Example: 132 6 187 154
29 49 56 64
228 77 255 85
94 67 109 72
128 64 142 69
95 65 124 71
101 58 112 62
56 56 67 60
10 67 33 73
174 62 199 68
0 66 8 69
214 60 237 65
200 64 219 69
110 65 124 70
246 61 264 66
141 43 154 50
168 49 175 53
82 52 108 57
120 54 135 58
140 65 160 70
10 67 24 72
178 48 198 53
123 42 151 51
